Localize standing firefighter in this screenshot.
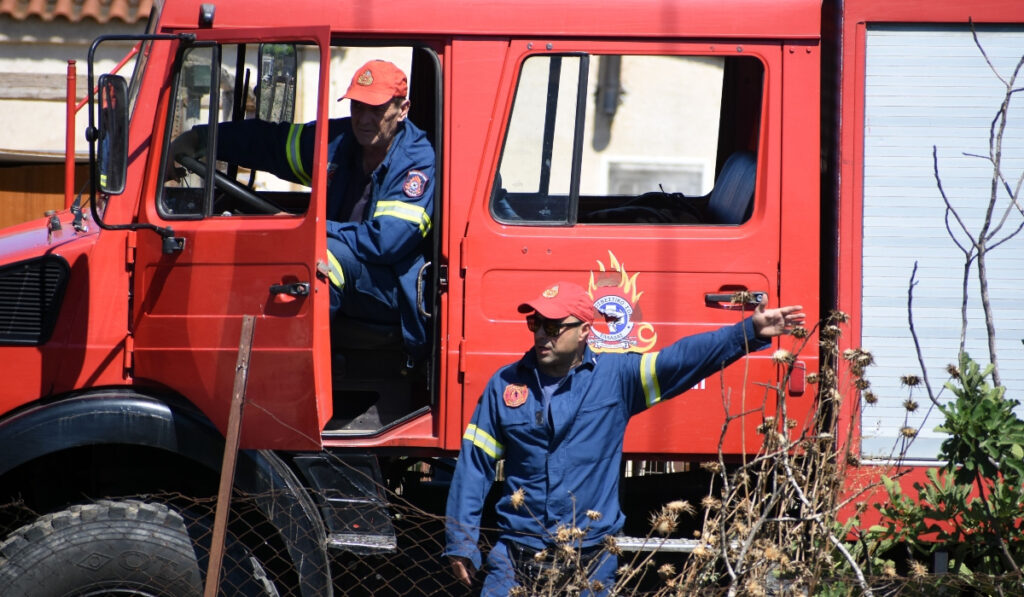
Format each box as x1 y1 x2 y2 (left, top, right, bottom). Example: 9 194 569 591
444 281 804 595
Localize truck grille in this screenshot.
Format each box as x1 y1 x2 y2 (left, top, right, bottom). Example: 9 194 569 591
0 256 69 345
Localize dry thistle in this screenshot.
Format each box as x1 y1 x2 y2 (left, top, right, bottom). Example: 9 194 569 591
510 487 526 510
756 417 776 434
791 326 809 339
555 525 572 543
533 549 548 562
602 534 622 556
946 363 961 378
744 578 767 597
585 509 602 521
909 560 927 578
731 290 754 305
560 543 576 558
830 310 850 323
701 496 722 511
700 461 723 474
903 399 919 412
508 587 527 597
863 391 878 404
665 500 695 516
855 378 871 390
772 349 795 365
806 372 819 384
616 564 632 577
762 545 782 561
846 451 861 466
649 509 679 536
786 418 797 429
657 563 677 580
883 564 898 578
900 374 922 387
589 580 606 593
900 426 917 438
821 324 843 339
691 544 711 559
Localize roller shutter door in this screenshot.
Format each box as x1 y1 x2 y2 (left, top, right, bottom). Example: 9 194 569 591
861 24 1024 460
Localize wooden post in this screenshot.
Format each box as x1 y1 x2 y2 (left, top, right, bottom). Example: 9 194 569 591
204 315 256 597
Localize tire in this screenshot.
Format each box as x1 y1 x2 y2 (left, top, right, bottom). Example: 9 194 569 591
0 500 203 597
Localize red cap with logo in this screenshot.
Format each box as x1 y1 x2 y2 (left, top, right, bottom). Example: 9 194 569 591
340 60 408 106
517 282 595 324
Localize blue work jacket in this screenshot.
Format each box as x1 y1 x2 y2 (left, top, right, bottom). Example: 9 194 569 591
444 318 770 569
206 117 435 355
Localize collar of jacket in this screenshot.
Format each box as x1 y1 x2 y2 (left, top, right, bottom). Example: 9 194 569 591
514 345 599 377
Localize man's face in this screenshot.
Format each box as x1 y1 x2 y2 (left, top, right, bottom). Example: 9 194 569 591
528 314 589 375
350 98 409 151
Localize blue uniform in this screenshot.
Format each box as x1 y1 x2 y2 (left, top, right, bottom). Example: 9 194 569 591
205 117 435 358
444 318 770 593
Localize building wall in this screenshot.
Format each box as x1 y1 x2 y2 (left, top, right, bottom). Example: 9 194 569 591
0 17 143 225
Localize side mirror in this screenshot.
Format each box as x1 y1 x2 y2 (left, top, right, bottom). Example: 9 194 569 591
96 74 129 195
257 44 297 123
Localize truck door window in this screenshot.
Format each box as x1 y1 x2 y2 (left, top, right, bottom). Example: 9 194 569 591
492 53 764 226
161 42 321 217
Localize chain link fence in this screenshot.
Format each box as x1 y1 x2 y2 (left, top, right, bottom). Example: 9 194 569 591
3 461 1022 596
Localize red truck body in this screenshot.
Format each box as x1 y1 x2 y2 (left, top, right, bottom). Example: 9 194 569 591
1 0 1022 593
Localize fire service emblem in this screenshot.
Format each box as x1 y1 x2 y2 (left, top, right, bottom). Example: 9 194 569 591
586 251 657 353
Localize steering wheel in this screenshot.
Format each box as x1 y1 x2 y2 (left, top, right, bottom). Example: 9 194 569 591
176 154 283 215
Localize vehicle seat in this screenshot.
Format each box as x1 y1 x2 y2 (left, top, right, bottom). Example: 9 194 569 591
706 151 757 225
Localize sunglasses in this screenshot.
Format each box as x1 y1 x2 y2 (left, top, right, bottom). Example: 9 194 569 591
526 314 585 337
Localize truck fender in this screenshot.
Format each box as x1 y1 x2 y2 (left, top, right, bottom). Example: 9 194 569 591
0 390 332 597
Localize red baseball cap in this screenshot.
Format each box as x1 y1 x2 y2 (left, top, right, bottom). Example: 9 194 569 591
517 282 595 324
340 60 408 106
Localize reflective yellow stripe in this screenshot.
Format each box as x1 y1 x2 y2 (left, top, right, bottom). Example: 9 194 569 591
640 352 662 407
326 251 344 289
464 424 503 459
286 124 311 186
373 201 432 237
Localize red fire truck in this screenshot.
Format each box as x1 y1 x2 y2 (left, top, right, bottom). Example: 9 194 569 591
0 0 1021 593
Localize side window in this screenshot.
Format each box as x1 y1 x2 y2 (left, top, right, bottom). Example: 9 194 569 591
492 53 764 226
161 42 321 218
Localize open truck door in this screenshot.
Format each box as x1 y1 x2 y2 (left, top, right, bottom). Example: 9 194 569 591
130 27 333 450
459 41 813 457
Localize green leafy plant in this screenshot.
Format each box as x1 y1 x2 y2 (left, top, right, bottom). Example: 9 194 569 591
867 352 1024 588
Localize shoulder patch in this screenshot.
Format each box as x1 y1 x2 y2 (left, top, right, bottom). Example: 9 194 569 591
502 384 529 408
403 170 428 198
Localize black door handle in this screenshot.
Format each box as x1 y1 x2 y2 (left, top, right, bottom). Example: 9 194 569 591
270 282 310 297
704 291 766 308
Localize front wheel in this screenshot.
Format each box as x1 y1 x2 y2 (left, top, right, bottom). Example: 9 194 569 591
0 500 203 596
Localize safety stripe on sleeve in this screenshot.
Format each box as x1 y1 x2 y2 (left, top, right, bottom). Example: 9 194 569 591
463 424 504 460
326 251 344 289
373 200 432 237
640 351 662 408
286 124 312 186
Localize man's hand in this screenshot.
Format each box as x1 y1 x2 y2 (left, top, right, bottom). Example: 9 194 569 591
449 556 476 587
753 303 805 338
164 128 202 181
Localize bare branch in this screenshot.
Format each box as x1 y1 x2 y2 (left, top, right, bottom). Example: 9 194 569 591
907 263 940 407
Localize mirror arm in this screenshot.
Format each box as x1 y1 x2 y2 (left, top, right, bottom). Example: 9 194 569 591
85 33 196 244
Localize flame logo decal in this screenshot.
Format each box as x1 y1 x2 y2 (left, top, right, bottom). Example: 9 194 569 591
586 251 657 353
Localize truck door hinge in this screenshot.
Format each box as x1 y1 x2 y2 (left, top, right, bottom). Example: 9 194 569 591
459 237 468 275
123 334 134 378
125 232 137 267
458 338 466 375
